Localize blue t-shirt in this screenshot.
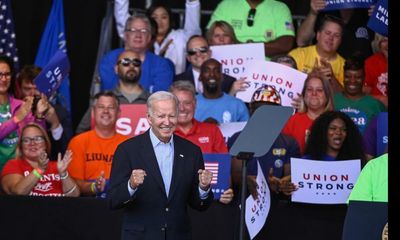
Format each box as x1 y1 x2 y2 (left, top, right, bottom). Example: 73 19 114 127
195 93 249 123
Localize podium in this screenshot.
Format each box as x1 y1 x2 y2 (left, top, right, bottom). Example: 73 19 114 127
229 105 293 240
342 200 388 240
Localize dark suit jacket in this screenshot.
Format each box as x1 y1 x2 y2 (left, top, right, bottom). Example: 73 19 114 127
175 66 236 94
108 130 214 240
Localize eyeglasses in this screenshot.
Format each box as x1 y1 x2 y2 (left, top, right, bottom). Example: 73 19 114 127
0 72 11 79
187 47 209 56
117 58 142 67
125 28 150 35
21 136 45 145
247 8 256 27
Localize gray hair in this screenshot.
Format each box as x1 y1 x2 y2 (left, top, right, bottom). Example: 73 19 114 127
271 54 298 69
147 91 179 116
169 81 196 99
125 13 152 33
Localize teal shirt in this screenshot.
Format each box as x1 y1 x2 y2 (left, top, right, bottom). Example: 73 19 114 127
348 153 388 202
334 93 386 133
207 0 295 43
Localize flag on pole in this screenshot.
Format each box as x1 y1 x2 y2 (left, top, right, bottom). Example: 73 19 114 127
34 0 71 113
0 0 19 69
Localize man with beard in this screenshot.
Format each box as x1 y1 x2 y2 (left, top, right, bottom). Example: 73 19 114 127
68 91 128 197
194 58 249 124
99 14 174 92
76 50 150 133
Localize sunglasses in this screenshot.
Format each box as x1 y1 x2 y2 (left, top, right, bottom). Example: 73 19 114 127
187 47 209 56
117 58 142 67
247 8 256 27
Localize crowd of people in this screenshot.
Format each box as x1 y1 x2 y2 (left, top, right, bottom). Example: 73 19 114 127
0 0 388 239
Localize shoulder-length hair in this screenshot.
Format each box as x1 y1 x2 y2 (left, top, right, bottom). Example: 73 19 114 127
298 72 334 113
206 20 240 45
16 123 52 159
304 111 366 164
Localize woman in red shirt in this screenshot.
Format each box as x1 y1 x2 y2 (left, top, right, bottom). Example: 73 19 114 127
1 123 79 197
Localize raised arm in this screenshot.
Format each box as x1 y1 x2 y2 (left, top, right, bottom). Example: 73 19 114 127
114 0 130 39
296 0 326 47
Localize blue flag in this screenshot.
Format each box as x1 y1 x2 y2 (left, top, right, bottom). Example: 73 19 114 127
322 0 376 11
0 0 19 69
34 0 71 113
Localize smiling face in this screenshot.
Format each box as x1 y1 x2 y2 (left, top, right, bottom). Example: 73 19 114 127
147 99 178 143
316 21 342 55
173 89 196 126
0 62 11 95
326 117 347 156
344 69 364 98
92 96 119 130
186 37 211 70
200 59 223 94
21 126 47 161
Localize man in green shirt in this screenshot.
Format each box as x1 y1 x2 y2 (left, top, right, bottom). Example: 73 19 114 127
207 0 295 58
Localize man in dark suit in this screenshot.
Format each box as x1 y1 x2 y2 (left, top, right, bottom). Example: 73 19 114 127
108 91 214 240
175 35 242 95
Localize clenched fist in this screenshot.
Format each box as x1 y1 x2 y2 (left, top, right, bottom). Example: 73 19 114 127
129 169 147 189
198 169 213 191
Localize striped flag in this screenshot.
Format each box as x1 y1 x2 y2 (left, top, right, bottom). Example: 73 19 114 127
0 0 19 69
204 162 219 185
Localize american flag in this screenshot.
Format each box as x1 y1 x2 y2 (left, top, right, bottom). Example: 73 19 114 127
204 162 219 185
0 0 19 68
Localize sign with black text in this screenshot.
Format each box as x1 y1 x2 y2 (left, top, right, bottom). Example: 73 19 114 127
236 60 307 105
210 43 265 79
291 158 361 204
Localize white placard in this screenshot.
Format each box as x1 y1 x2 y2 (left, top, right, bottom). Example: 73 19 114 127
210 43 265 79
236 60 307 105
291 158 361 204
245 160 270 239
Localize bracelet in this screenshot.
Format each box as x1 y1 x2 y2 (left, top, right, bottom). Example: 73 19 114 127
90 182 97 194
35 168 44 175
35 114 46 120
60 171 69 180
32 169 42 179
64 184 77 196
12 116 20 124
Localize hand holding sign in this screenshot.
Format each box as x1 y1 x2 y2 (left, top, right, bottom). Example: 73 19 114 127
34 50 70 99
